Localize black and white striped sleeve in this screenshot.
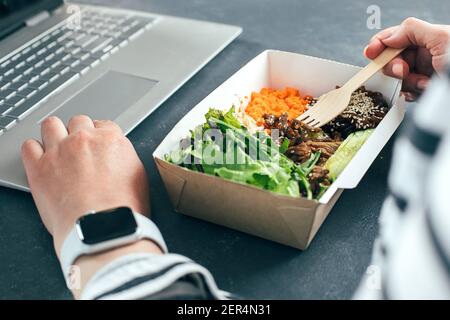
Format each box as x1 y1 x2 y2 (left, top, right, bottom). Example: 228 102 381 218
355 68 450 299
80 252 230 300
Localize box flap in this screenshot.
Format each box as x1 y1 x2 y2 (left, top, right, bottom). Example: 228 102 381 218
154 158 187 210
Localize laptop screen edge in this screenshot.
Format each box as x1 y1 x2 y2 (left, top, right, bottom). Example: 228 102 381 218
0 0 63 40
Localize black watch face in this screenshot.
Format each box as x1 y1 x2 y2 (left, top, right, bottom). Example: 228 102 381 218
78 207 138 245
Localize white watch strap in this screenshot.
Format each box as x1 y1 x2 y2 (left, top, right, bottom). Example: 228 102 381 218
60 212 168 284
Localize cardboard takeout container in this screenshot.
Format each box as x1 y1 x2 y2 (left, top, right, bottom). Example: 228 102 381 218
153 50 405 250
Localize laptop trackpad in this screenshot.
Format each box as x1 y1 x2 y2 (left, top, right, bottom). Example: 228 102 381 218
47 71 158 124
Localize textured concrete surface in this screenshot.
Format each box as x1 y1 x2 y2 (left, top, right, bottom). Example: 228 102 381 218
0 0 448 299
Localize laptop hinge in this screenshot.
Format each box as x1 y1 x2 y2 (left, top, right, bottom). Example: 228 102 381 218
25 10 51 27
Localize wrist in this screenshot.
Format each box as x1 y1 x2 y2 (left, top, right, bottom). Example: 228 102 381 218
52 202 150 256
57 206 168 296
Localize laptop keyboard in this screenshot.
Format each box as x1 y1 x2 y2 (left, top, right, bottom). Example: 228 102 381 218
0 8 155 136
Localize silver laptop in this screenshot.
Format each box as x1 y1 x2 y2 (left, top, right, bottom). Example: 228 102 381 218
0 0 242 191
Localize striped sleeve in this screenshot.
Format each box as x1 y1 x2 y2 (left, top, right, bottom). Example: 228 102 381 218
355 69 450 299
80 252 231 300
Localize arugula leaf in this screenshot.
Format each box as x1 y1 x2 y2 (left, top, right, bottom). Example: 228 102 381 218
300 152 321 175
279 138 290 154
223 106 242 129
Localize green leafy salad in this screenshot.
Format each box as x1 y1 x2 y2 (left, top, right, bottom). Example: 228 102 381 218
165 106 374 200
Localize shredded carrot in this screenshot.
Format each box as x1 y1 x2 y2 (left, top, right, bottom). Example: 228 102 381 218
245 87 312 125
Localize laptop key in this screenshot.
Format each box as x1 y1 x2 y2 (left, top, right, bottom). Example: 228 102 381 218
31 65 51 76
77 34 99 48
4 68 15 76
104 30 122 38
32 42 49 56
1 73 17 84
15 61 26 69
119 25 144 40
48 73 60 83
0 60 11 69
11 53 21 62
26 54 37 63
57 31 73 42
87 37 112 53
0 80 10 91
79 54 101 66
0 89 16 100
0 116 16 129
45 52 56 61
61 57 80 68
50 51 67 63
132 17 154 28
27 74 40 84
50 60 62 68
16 87 36 98
29 80 48 90
12 74 23 83
51 64 69 75
23 66 34 75
68 32 87 42
15 64 29 75
70 63 90 75
0 104 13 116
8 81 27 92
71 51 90 62
47 41 58 49
4 95 25 107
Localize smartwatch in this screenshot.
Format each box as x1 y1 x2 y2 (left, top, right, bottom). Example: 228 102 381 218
60 207 167 283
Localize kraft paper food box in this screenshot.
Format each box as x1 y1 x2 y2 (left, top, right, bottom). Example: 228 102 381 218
153 50 405 250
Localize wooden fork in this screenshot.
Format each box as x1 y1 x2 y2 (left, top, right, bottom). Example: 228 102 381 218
297 47 404 127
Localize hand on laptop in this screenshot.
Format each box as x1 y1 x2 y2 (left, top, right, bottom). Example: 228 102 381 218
364 17 450 101
21 115 151 254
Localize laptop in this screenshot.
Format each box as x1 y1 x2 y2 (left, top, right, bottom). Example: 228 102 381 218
0 0 242 191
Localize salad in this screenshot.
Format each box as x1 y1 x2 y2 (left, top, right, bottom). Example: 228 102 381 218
165 86 389 200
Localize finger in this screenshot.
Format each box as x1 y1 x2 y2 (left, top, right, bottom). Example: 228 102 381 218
369 26 399 44
21 139 44 177
365 26 399 59
381 18 450 75
402 48 417 70
41 116 68 151
431 52 450 72
382 58 410 79
365 37 386 60
93 120 123 133
402 91 419 102
382 18 441 49
402 73 430 94
415 47 434 76
68 115 95 134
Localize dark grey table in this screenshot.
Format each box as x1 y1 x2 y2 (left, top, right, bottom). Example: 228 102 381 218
0 0 448 300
